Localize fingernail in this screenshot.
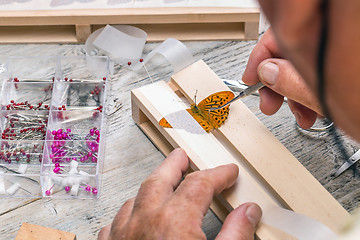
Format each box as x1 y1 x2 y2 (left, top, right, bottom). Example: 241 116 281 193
259 62 279 85
246 204 262 227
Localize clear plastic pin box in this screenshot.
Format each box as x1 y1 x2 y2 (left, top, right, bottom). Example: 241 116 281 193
0 56 109 199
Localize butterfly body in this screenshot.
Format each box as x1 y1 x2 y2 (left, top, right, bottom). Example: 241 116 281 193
189 104 206 120
159 91 235 133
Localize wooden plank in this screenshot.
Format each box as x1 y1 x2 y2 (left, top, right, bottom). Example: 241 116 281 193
0 26 77 43
91 22 249 42
136 22 247 41
0 8 259 25
0 8 259 43
131 60 349 238
15 223 76 240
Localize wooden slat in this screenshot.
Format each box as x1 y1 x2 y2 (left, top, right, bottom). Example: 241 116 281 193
0 26 77 43
0 8 259 25
15 223 76 240
136 22 247 41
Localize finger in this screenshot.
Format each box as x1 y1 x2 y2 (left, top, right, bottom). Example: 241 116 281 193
243 29 281 86
216 203 262 240
170 164 239 219
110 198 135 232
257 59 322 114
258 0 320 51
133 148 189 211
288 100 318 129
258 87 284 115
97 224 111 240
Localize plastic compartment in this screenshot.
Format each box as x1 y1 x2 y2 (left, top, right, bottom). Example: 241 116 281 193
0 56 109 199
46 110 104 139
40 173 99 198
0 171 42 197
57 56 109 81
0 110 49 141
0 140 43 197
40 140 100 198
0 140 44 165
6 56 58 81
1 82 53 111
52 82 105 110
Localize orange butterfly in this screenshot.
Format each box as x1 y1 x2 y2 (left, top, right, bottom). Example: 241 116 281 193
159 91 235 132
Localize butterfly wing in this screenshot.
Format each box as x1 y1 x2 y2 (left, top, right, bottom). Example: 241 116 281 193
159 117 172 128
186 109 213 133
158 91 234 132
197 91 235 129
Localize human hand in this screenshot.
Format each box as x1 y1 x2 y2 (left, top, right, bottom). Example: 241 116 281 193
243 30 322 129
98 148 262 240
256 0 360 141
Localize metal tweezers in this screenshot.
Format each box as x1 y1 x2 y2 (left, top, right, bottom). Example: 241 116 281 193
334 149 360 177
211 81 265 110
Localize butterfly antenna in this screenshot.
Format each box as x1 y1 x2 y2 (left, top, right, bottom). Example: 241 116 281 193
194 90 198 105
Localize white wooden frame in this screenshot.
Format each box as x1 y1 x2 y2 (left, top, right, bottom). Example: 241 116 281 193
131 60 348 239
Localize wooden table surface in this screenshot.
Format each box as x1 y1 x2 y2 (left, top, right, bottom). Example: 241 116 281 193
0 40 359 240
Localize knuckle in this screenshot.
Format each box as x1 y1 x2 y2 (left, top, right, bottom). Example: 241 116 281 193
140 174 161 189
122 198 134 209
158 206 175 223
156 207 205 239
184 171 214 192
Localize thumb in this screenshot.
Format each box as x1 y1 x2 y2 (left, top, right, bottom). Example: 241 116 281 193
257 59 322 115
216 203 262 240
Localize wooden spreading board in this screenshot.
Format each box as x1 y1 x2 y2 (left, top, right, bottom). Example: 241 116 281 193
131 60 349 239
0 8 259 43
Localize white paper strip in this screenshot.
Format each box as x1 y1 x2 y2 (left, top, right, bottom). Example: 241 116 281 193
18 164 28 174
92 25 147 63
86 25 195 73
133 38 194 73
70 184 80 196
6 183 20 195
138 82 337 240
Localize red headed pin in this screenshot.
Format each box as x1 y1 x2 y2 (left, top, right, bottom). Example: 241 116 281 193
140 58 153 83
